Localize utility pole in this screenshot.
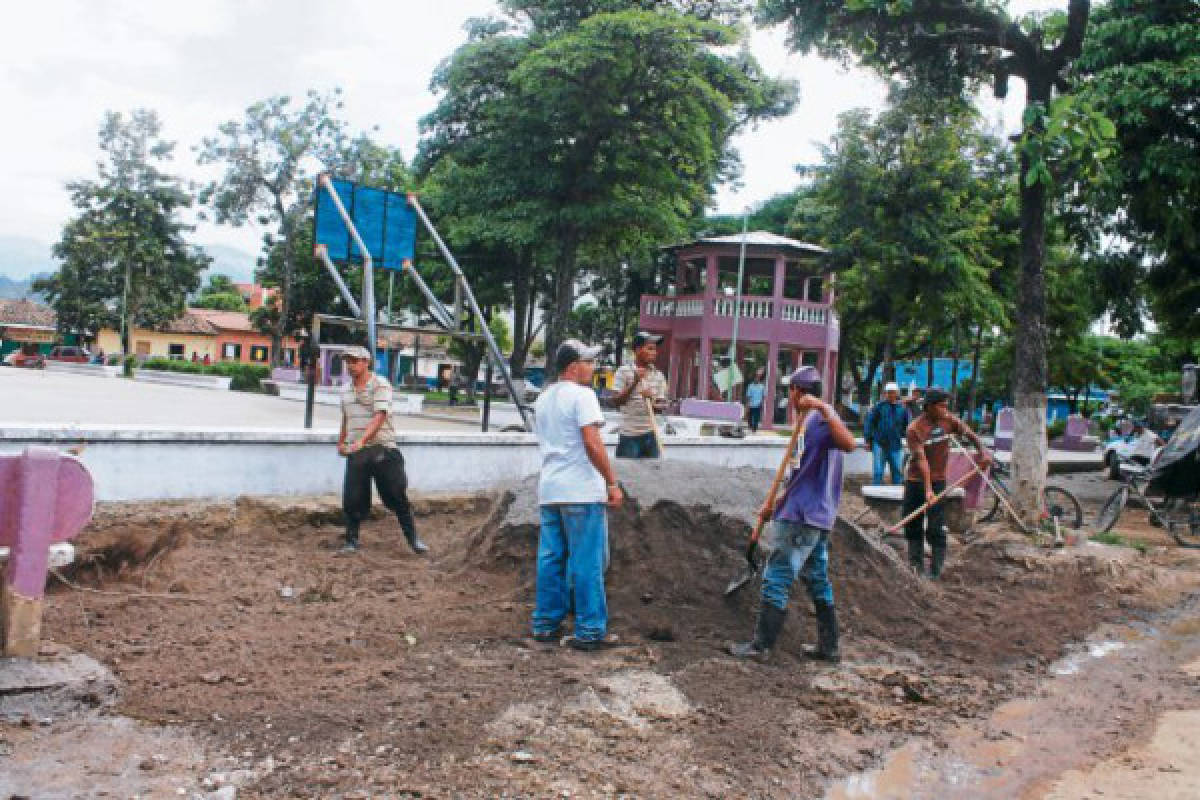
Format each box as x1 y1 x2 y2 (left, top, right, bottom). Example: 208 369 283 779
725 209 749 401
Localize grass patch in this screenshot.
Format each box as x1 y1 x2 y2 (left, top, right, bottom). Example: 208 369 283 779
1090 530 1148 553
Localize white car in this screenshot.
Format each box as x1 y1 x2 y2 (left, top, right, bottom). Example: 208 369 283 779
1102 435 1162 479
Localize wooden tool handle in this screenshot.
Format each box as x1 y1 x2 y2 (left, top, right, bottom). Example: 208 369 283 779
747 411 813 554
885 468 978 534
644 396 665 456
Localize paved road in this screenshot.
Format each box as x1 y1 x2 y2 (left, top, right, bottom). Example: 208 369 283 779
0 368 470 432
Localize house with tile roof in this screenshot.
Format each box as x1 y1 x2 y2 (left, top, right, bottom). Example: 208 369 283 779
95 308 300 365
0 299 59 359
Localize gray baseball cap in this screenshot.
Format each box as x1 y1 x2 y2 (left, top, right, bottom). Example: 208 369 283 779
341 345 372 361
555 339 603 373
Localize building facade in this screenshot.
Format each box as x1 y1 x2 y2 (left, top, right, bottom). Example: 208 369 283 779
96 309 299 364
637 232 839 429
0 300 57 359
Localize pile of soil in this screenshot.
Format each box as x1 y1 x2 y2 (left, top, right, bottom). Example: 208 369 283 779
25 465 1200 798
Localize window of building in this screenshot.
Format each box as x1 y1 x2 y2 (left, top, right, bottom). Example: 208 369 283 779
802 351 819 367
281 348 296 366
168 343 185 360
135 341 151 356
249 345 269 363
806 277 824 303
222 343 242 361
783 264 806 300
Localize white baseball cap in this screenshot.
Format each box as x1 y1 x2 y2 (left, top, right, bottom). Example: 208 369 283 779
884 382 900 393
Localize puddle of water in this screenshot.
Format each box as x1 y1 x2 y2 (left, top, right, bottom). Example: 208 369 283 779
1051 640 1126 676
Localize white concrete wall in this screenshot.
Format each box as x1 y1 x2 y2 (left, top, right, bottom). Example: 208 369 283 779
0 425 874 503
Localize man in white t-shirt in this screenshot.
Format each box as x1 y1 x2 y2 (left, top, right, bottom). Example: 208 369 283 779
531 339 624 651
1131 421 1163 466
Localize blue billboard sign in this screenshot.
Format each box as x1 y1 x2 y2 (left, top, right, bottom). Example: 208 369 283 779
314 178 416 270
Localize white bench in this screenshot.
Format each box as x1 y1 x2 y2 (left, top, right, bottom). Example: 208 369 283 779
44 362 121 379
134 370 233 391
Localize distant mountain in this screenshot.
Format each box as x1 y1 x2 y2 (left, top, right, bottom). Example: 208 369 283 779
0 236 56 280
0 273 49 300
200 243 259 284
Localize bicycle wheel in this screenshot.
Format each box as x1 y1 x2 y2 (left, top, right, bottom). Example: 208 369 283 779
1170 504 1200 549
1043 486 1083 529
1095 486 1129 534
980 477 1005 523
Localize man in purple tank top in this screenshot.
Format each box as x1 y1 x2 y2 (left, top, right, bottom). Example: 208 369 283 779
730 366 857 661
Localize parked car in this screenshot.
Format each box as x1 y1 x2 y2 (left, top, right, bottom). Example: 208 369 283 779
2 344 45 368
45 345 90 363
1103 433 1163 480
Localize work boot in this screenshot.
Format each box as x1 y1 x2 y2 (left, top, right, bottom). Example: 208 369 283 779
728 604 787 658
403 528 429 555
930 546 946 579
803 601 841 663
340 520 361 555
907 539 925 576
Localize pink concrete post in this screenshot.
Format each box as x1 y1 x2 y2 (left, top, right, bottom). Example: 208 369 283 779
0 448 93 657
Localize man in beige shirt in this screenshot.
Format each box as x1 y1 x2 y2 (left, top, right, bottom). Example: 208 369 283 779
337 346 427 555
610 331 669 458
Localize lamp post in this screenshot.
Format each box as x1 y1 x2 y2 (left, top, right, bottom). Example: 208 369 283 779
725 208 749 401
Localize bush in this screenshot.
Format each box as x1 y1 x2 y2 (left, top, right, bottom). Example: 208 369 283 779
137 358 268 392
122 355 136 378
1047 419 1068 440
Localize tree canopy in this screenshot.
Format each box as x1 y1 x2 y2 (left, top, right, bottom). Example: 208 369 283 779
36 110 207 347
419 2 796 375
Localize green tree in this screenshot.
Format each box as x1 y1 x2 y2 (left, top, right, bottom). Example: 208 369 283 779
1075 0 1200 340
444 314 513 403
193 273 247 311
757 0 1103 524
420 3 795 376
793 88 1008 406
36 110 208 349
197 90 349 365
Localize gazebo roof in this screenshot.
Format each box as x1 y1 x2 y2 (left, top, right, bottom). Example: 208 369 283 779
680 231 829 256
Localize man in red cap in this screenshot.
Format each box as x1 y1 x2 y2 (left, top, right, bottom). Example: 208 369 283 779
903 388 990 578
730 366 856 661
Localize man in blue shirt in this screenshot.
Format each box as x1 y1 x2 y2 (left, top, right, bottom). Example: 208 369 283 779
865 382 910 485
730 366 857 661
745 368 766 432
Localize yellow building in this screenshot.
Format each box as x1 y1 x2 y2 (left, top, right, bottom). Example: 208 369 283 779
95 312 219 361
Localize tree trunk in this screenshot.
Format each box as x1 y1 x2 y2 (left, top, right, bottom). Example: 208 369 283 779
272 201 292 368
509 250 531 379
879 308 900 397
1011 75 1054 527
967 323 984 424
545 230 579 381
926 324 935 390
949 319 963 411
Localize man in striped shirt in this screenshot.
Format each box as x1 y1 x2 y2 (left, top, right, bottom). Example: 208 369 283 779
610 332 669 458
337 346 427 556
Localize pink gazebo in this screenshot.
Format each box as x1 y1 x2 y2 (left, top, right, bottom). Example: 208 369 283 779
638 231 839 429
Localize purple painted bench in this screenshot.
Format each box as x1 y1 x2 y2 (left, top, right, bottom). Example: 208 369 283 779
0 448 94 657
668 398 746 437
1052 414 1097 452
993 407 1014 453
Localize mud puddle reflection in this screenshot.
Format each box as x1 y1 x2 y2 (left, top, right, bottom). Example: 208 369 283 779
826 600 1200 800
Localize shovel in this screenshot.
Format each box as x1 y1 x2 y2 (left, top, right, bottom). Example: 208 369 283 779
645 396 665 458
724 412 813 596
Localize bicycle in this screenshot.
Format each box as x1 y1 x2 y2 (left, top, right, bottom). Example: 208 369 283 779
978 460 1084 530
1095 458 1200 547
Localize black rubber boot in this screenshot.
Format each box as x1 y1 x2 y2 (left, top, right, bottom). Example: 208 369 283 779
803 601 841 663
907 539 924 576
930 546 946 579
399 516 429 555
341 520 361 554
729 604 787 658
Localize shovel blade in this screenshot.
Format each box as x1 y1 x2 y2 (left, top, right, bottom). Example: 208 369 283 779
724 565 757 596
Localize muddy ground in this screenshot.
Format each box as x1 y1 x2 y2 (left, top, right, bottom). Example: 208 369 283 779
5 461 1200 798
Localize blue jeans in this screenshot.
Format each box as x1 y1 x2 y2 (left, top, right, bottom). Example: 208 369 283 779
532 503 608 641
761 520 833 611
871 442 904 485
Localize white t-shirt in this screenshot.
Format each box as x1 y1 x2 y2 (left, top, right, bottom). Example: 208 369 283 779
1133 429 1160 459
535 381 607 505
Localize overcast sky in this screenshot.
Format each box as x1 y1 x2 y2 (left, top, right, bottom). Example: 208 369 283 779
1 0 1046 276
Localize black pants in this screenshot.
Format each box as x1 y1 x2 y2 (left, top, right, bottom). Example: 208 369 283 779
748 406 762 432
343 446 417 541
615 432 660 459
902 479 947 548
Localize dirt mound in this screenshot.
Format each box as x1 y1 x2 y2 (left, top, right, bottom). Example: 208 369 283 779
457 460 920 656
